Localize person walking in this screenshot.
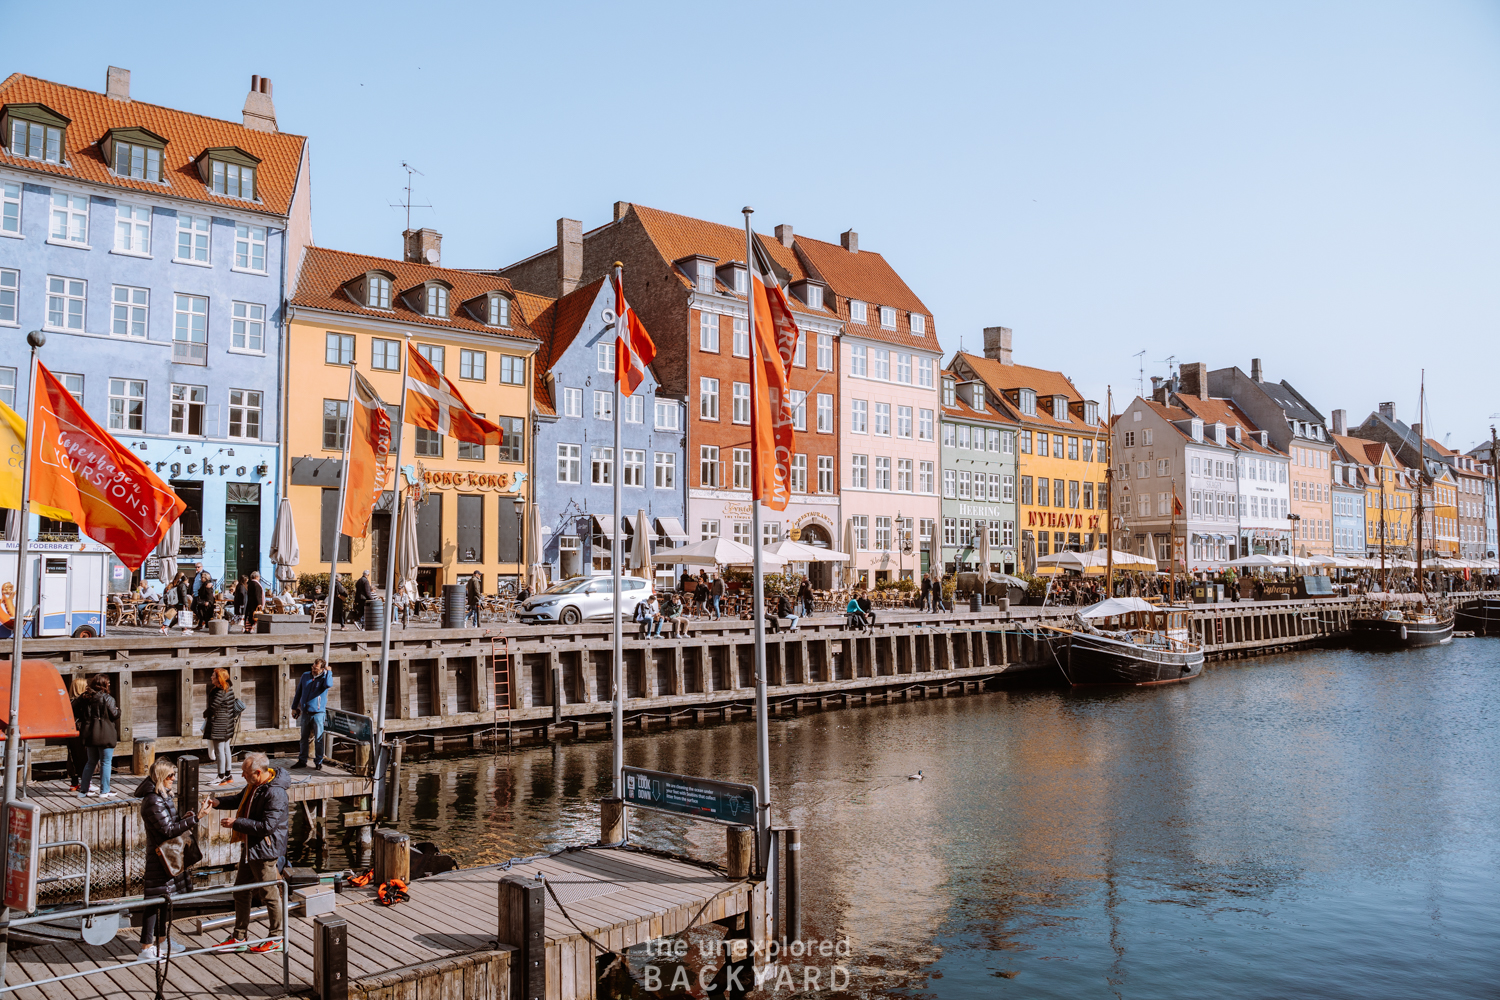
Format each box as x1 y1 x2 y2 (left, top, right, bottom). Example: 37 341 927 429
137 758 210 961
797 579 815 619
191 569 215 629
464 573 482 628
710 574 725 621
696 570 710 617
64 675 89 792
243 571 265 634
160 571 185 634
354 570 373 625
920 574 933 613
74 675 119 799
204 667 241 786
211 753 290 953
231 574 248 626
291 659 333 770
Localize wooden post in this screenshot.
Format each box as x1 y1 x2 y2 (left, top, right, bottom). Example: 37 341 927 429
785 827 802 940
313 913 348 1000
600 796 625 844
132 739 155 776
498 873 546 1000
353 742 371 774
372 829 409 885
726 825 754 879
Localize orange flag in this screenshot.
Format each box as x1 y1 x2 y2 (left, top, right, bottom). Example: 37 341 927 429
28 363 185 570
749 263 800 512
342 370 393 539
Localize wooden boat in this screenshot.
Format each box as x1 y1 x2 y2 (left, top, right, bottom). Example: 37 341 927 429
1050 597 1205 686
1350 605 1454 648
1454 597 1500 636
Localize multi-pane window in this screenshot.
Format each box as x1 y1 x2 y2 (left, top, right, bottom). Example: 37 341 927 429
623 394 644 423
791 454 807 493
851 454 869 489
1004 475 1015 501
733 317 749 357
115 204 151 253
733 522 752 546
1021 476 1034 505
47 276 86 330
918 409 934 441
497 416 525 463
700 520 720 540
846 515 869 551
417 343 443 372
425 285 448 317
655 399 680 430
790 390 806 431
11 118 62 162
231 301 264 351
701 445 721 487
594 390 612 421
897 406 912 439
58 373 83 405
109 378 146 431
596 341 614 372
732 449 752 489
111 286 148 337
794 332 806 367
234 224 267 271
700 313 719 351
957 425 970 449
732 382 750 424
458 411 486 461
322 399 348 450
918 358 933 387
0 367 14 408
112 140 162 180
944 518 956 546
942 423 955 447
228 389 262 439
919 461 935 494
489 296 511 327
872 349 890 381
170 384 207 436
958 471 971 500
654 452 676 489
817 455 834 493
1 182 19 234
414 427 442 457
874 517 892 551
817 394 833 433
499 355 525 384
850 300 867 324
911 314 926 335
850 344 867 377
897 458 913 492
701 378 719 419
459 349 486 381
325 332 354 365
367 276 392 308
623 449 645 487
371 338 400 370
944 469 957 498
817 333 833 370
50 193 88 244
880 305 896 328
0 270 15 324
211 160 255 199
896 354 911 384
873 403 890 436
177 213 210 261
989 474 1002 501
556 444 581 483
562 387 583 417
851 399 868 434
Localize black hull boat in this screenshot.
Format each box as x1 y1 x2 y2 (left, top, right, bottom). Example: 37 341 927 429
1062 631 1205 686
1350 610 1453 648
1454 598 1500 636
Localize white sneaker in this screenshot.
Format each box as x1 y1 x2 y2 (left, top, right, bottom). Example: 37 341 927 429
77 792 90 800
162 938 192 957
137 944 158 962
101 791 116 798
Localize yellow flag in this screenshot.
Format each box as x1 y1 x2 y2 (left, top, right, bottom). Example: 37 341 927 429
0 399 73 521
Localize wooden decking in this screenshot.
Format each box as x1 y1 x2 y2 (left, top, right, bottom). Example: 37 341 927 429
2 845 756 1000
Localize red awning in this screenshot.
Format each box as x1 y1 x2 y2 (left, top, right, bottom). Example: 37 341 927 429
0 661 79 741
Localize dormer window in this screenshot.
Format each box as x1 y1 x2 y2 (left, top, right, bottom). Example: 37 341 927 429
1018 388 1036 416
969 384 985 412
425 284 448 317
368 276 391 308
880 305 896 329
1191 418 1204 442
1232 425 1242 443
1051 395 1068 421
197 146 260 200
1084 400 1098 425
942 379 955 407
791 280 825 310
850 300 867 323
3 104 68 163
488 294 510 327
1213 422 1226 446
100 127 168 182
911 313 926 335
717 263 747 294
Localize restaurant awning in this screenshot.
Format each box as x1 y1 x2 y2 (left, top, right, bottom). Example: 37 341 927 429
656 517 690 543
590 515 618 541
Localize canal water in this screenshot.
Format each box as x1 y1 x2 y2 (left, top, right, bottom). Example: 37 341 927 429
335 643 1500 998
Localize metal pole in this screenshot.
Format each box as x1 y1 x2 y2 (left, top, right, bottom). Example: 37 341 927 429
744 207 772 873
372 341 408 811
611 263 625 798
321 364 358 667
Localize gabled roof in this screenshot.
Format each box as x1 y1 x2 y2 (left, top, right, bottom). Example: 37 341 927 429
941 390 1016 427
292 247 539 341
794 235 940 352
522 278 668 418
1261 379 1325 425
513 290 558 415
0 72 305 218
1170 394 1279 456
952 352 1098 432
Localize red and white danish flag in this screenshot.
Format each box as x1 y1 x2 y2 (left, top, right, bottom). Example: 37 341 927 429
404 342 503 445
612 271 655 398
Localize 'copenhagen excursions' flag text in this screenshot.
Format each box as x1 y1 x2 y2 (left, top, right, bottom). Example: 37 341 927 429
749 258 800 512
342 370 393 539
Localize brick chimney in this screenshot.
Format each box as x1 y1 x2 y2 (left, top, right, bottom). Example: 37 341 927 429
840 230 858 254
775 224 794 248
613 201 631 223
1151 376 1166 403
403 228 442 265
556 218 583 297
1379 401 1395 420
106 66 130 102
983 326 1013 365
1250 358 1263 382
242 75 277 132
1179 362 1206 398
1331 409 1347 436
1412 422 1423 442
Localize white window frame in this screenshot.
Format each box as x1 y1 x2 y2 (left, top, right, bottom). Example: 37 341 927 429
108 378 145 431
597 341 615 372
873 402 891 437
228 388 262 440
733 317 749 358
919 461 935 494
114 203 151 255
816 333 833 371
791 454 807 493
46 275 86 331
231 300 264 352
872 349 890 381
880 305 896 329
918 357 934 388
176 213 210 263
732 382 751 424
919 408 934 441
169 383 207 436
50 192 88 245
233 223 266 272
817 394 833 433
0 269 16 326
850 344 867 377
850 300 867 323
897 458 912 492
700 312 719 351
851 454 869 489
622 449 645 487
911 313 926 334
850 515 869 551
556 443 581 483
790 390 806 432
593 390 613 421
794 332 806 368
1 181 20 236
896 353 911 384
591 446 614 485
623 394 644 424
562 387 583 418
817 455 834 493
701 445 721 487
655 399 680 430
896 405 912 439
732 449 752 490
654 451 676 489
700 378 719 420
944 469 957 498
111 285 148 338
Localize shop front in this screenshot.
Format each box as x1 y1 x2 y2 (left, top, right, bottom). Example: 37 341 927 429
687 496 842 589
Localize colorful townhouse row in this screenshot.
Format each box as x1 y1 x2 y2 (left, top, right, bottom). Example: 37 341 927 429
1 66 1495 597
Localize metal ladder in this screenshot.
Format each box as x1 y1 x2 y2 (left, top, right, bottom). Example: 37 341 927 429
490 633 513 745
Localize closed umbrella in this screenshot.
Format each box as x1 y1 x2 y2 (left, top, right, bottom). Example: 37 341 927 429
631 509 653 580
268 496 299 587
528 502 549 592
978 524 993 579
1144 532 1158 567
843 519 859 587
396 496 420 586
155 519 181 585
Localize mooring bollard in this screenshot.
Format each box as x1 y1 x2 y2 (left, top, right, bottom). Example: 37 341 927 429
498 873 546 1000
313 913 348 1000
373 829 410 885
132 738 155 775
726 825 754 879
600 797 625 845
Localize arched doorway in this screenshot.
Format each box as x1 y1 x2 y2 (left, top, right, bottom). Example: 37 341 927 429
799 523 834 590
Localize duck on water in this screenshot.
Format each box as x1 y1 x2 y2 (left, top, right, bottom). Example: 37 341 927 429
1046 597 1205 687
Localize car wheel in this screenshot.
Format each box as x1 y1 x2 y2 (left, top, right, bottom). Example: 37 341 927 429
72 625 97 639
560 607 582 626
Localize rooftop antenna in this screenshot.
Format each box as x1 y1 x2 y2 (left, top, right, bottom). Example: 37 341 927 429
389 162 431 232
1160 355 1177 382
1133 350 1147 398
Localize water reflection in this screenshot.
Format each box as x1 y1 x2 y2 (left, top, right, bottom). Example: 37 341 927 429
323 643 1500 998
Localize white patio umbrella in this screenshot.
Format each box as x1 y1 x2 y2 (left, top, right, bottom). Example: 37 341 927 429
268 496 300 587
843 519 859 586
763 539 850 562
1225 553 1289 568
155 519 181 585
630 509 654 579
528 503 549 592
396 496 420 586
979 524 993 577
667 536 786 569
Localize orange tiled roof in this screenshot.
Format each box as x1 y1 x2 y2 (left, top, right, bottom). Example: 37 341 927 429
794 235 940 352
513 290 558 415
953 352 1099 432
1170 394 1280 456
0 73 305 218
292 246 541 342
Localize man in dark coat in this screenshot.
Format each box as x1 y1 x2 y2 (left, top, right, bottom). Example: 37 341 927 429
211 752 290 952
920 574 933 612
354 570 373 624
243 571 265 634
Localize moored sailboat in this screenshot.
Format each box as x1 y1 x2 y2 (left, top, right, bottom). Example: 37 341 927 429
1051 597 1205 686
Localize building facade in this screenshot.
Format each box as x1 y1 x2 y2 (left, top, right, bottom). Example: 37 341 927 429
285 238 537 596
1169 391 1286 567
525 276 687 588
1328 421 1369 559
0 68 311 585
939 371 1018 575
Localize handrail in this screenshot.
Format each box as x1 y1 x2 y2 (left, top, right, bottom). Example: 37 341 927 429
0 878 290 995
37 840 92 906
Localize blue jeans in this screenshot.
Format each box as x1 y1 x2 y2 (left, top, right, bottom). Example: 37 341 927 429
465 605 479 627
297 711 326 765
710 596 722 619
80 746 114 794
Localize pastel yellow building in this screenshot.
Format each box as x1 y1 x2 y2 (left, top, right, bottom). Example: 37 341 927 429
284 234 541 598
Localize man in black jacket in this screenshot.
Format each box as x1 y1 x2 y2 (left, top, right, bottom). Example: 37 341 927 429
354 570 373 624
243 572 265 634
211 752 290 952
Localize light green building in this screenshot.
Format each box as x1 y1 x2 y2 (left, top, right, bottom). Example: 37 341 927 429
940 369 1020 576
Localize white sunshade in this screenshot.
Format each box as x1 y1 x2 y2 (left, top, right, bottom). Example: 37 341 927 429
1036 548 1158 571
656 516 690 543
1077 597 1160 619
764 539 851 563
1225 554 1289 567
668 536 787 568
591 515 618 541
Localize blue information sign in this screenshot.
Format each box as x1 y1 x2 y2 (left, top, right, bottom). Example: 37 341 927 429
326 707 374 743
621 766 757 826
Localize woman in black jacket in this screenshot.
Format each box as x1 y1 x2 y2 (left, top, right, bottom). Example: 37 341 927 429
190 570 215 630
204 667 239 785
136 757 211 962
160 572 187 634
74 675 119 798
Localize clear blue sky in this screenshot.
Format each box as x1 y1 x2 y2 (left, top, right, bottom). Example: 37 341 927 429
13 1 1500 450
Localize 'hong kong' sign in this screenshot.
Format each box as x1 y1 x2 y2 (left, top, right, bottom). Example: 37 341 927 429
420 469 519 491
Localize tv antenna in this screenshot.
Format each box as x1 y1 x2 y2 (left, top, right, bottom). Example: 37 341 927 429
1160 355 1177 382
1133 350 1147 398
389 162 432 233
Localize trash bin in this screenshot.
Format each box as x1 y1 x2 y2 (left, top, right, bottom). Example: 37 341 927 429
442 584 466 629
363 596 384 631
969 593 982 612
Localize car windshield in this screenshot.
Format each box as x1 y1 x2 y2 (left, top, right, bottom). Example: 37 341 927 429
540 578 593 595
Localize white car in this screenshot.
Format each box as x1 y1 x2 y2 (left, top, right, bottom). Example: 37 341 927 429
517 576 653 625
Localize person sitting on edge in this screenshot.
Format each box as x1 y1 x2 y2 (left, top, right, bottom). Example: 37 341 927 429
660 592 690 637
846 596 869 631
778 593 800 633
857 590 878 627
290 658 332 770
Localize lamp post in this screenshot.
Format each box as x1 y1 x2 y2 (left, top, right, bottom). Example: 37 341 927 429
513 497 525 591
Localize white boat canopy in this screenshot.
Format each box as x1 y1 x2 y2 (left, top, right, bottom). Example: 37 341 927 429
1077 597 1161 619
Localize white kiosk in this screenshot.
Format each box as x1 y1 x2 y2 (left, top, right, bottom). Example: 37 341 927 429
0 538 111 638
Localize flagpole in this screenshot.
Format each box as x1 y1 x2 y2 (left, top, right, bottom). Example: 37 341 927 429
374 341 408 752
611 264 625 801
743 207 771 872
4 332 43 808
321 363 357 668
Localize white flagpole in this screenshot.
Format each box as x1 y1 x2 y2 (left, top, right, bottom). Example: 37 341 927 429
611 264 625 800
375 342 409 746
4 333 44 806
321 363 358 668
743 208 771 872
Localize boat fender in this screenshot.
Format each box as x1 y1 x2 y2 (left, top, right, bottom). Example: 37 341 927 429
1400 625 1407 641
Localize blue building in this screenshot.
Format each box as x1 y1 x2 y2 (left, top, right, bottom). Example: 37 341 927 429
0 68 311 586
524 277 688 587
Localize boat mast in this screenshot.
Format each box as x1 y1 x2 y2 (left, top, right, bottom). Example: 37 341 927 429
1379 465 1387 593
1416 371 1426 601
1105 387 1114 597
1170 479 1179 604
